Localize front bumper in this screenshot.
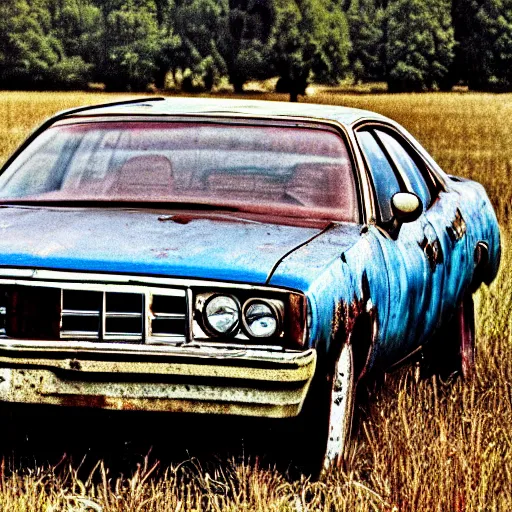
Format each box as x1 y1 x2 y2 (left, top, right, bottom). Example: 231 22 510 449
0 341 317 418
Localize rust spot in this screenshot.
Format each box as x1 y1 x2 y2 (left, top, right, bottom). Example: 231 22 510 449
158 214 192 224
419 235 443 271
332 294 364 346
170 215 192 224
59 395 107 409
330 274 376 380
69 359 81 371
288 293 307 349
447 208 467 242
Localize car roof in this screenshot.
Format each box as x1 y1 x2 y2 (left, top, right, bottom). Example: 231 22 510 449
62 97 389 127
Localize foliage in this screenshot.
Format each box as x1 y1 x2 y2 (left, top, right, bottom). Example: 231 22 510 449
1 1 512 94
172 0 227 91
271 0 351 100
219 0 274 92
453 0 512 91
46 55 93 89
44 0 102 65
0 0 58 89
385 0 455 92
91 0 161 91
347 0 386 82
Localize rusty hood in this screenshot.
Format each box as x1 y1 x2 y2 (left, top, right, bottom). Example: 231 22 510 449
0 205 332 285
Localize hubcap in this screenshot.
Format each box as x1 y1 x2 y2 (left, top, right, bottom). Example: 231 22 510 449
323 343 354 471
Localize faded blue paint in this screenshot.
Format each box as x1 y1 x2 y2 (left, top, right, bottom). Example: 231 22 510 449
271 175 500 371
0 176 500 375
0 97 502 377
0 206 324 284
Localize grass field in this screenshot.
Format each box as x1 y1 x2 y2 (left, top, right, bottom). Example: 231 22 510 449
0 90 510 511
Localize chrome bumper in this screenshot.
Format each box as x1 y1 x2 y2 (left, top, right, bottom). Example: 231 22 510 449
0 341 317 418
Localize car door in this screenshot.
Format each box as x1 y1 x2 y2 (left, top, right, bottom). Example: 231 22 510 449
372 127 473 326
355 126 444 363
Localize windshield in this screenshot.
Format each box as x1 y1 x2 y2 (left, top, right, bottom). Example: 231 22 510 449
0 120 358 222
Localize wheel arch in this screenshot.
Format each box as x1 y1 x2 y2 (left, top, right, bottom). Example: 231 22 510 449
329 273 377 382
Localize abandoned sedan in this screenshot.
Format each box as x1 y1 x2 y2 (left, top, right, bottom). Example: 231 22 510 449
0 97 500 474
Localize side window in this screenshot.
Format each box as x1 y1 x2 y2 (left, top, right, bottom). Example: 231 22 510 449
356 130 401 224
375 130 432 208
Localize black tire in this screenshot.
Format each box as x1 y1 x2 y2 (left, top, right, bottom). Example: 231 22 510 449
285 343 355 478
422 293 476 379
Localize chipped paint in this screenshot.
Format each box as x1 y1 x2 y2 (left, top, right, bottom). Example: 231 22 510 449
0 98 501 434
0 206 327 284
270 179 500 372
0 349 317 382
0 350 316 417
447 208 467 242
0 367 307 417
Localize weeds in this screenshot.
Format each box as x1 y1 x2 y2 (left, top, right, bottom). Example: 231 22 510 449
0 90 510 511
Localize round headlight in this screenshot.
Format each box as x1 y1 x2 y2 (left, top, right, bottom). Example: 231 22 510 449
205 295 240 335
244 302 278 338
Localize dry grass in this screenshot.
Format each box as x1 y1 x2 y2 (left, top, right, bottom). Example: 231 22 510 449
0 90 510 511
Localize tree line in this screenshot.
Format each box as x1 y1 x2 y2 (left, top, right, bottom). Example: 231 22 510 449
1 0 511 98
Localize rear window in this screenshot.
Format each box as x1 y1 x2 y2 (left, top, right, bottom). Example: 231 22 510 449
0 121 358 222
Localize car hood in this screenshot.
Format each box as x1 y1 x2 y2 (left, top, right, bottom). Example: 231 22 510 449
268 222 362 291
0 206 328 285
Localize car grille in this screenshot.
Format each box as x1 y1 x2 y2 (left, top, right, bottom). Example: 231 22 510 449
0 284 187 344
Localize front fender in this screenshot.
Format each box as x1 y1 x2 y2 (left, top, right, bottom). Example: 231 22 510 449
306 256 363 357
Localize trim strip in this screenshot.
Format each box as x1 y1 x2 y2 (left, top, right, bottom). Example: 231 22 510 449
0 267 296 293
0 343 316 374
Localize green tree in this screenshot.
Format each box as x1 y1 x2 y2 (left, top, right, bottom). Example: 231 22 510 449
44 0 102 64
153 0 181 89
452 0 512 91
0 0 60 88
219 0 274 92
312 0 351 84
347 0 385 82
33 0 98 89
174 0 227 91
92 0 160 91
385 0 455 92
271 0 351 101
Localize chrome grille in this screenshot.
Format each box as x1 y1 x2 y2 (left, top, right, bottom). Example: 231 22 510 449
0 283 187 344
0 289 6 336
149 293 187 341
61 290 144 341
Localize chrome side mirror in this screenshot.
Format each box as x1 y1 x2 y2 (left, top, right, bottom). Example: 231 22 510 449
391 192 423 223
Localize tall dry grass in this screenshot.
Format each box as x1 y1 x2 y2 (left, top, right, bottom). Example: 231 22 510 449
0 90 510 511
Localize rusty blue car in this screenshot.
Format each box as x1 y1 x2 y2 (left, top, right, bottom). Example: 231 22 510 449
0 97 500 474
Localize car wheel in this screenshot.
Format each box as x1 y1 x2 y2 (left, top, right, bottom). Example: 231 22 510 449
423 292 476 379
458 293 476 379
323 342 355 471
288 343 355 478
